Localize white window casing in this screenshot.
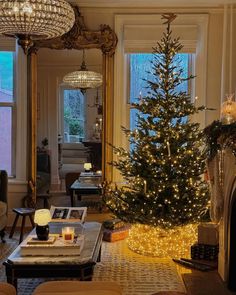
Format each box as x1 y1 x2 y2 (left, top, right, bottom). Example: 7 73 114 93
113 14 209 182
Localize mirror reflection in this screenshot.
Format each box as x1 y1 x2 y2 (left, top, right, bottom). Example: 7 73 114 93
37 48 102 188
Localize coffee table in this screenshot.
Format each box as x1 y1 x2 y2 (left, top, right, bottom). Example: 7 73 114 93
4 222 103 289
69 176 102 207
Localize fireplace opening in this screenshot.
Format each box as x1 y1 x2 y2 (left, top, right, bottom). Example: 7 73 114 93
228 188 236 291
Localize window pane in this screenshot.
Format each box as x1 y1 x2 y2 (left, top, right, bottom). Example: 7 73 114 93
0 52 14 103
0 107 12 174
63 89 85 143
129 53 190 131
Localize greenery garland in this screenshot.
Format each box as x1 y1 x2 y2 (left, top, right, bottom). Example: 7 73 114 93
204 120 236 160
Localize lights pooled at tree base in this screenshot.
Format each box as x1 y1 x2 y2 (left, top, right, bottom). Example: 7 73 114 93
128 224 197 258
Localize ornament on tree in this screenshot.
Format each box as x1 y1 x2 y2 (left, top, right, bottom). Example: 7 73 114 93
103 13 209 257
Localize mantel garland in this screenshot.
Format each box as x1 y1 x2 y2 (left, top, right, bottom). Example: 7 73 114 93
204 120 236 161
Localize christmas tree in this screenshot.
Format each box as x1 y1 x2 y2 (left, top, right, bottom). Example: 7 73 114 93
104 13 209 230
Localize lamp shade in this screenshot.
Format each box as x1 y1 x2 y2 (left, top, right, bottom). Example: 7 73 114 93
84 163 92 171
0 0 75 53
34 209 51 226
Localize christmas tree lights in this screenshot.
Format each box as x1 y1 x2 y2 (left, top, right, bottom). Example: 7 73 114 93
103 13 209 256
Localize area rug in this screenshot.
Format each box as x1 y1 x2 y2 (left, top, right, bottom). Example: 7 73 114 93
93 240 186 295
0 235 186 295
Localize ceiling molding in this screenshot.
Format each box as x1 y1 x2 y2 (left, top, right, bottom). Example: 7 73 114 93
70 0 236 8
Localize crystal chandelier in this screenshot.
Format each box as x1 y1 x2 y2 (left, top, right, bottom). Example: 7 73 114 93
63 50 103 90
0 0 75 53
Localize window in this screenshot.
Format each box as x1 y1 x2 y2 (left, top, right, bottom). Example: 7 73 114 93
129 53 192 130
62 89 85 143
0 52 15 176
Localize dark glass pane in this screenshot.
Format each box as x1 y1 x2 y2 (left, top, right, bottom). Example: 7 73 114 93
0 107 12 175
63 89 85 143
0 52 14 103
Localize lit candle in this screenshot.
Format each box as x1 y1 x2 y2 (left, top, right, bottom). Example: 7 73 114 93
143 180 147 194
62 227 75 243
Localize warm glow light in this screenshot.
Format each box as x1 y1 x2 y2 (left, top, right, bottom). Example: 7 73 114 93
34 209 51 226
127 223 197 258
84 162 92 171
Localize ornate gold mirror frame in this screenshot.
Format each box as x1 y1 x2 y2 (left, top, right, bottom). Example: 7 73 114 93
27 6 118 202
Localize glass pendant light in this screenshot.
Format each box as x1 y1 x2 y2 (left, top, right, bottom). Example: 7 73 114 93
0 0 75 53
63 50 103 90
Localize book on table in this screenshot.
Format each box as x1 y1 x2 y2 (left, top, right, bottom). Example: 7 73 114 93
20 234 85 256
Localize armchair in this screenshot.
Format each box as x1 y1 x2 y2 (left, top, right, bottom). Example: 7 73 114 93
0 170 8 242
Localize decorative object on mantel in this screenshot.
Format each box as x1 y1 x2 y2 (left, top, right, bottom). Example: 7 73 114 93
0 0 75 53
204 120 236 161
63 50 103 91
204 120 236 222
220 93 236 125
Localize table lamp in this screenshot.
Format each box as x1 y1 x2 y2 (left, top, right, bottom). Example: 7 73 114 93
84 162 92 172
34 209 51 240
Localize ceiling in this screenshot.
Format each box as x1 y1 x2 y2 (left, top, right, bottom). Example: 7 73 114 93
71 0 236 8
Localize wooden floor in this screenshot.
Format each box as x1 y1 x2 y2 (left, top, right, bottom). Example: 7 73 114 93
176 262 236 295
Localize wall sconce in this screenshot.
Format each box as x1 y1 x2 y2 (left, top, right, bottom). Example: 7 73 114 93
34 209 51 240
84 162 92 172
88 88 103 115
221 94 236 125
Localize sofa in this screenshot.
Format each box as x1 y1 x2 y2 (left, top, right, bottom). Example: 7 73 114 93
0 170 8 242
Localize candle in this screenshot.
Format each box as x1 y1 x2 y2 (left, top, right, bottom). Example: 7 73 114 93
62 227 75 243
143 180 147 194
167 141 171 157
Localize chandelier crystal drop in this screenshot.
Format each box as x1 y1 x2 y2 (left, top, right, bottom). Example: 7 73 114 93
63 51 103 90
0 0 75 53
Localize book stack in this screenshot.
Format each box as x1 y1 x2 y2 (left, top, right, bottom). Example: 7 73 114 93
103 219 130 242
190 222 219 261
20 234 84 256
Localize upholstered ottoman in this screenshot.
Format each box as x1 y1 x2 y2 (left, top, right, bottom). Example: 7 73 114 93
33 281 122 295
0 282 16 295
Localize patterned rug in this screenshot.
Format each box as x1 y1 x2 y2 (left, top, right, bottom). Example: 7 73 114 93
0 233 186 295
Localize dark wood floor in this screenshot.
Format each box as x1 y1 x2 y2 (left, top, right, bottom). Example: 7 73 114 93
177 264 236 295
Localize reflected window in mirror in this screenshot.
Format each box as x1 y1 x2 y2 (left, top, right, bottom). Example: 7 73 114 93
62 88 85 143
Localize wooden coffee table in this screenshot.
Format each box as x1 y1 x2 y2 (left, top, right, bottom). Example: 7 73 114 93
4 222 103 289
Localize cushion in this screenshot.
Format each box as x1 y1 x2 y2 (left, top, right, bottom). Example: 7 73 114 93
33 281 122 295
0 282 16 295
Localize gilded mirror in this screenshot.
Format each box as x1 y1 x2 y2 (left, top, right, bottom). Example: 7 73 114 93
27 5 117 201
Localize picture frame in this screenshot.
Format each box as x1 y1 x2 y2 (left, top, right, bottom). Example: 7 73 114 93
50 206 87 223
